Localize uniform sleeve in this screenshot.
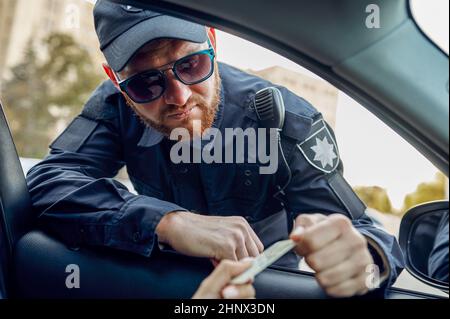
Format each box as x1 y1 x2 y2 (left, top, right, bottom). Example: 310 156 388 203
428 212 449 282
283 115 404 293
26 88 187 257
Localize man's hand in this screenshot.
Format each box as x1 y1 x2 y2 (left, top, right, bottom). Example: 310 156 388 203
290 214 374 298
156 211 264 260
192 259 255 299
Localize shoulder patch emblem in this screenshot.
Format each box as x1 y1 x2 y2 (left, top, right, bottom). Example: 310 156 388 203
297 119 340 173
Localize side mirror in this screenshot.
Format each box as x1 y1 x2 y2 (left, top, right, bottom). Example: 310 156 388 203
399 200 449 293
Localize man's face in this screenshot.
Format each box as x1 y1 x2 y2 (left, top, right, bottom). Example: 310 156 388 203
117 39 221 138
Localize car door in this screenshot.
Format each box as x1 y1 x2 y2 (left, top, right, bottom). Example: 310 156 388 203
1 0 448 299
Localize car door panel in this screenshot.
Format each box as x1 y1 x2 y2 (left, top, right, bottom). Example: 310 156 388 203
12 230 444 299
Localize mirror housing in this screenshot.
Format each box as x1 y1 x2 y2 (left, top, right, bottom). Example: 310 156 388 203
399 200 449 293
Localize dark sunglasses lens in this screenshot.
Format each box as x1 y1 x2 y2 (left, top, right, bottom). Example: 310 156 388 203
127 72 164 103
175 53 212 84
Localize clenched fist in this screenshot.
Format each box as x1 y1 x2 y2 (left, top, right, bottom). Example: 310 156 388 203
290 214 374 298
156 211 264 260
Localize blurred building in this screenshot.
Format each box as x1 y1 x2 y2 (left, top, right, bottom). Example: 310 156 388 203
0 0 103 88
249 66 338 128
0 0 17 78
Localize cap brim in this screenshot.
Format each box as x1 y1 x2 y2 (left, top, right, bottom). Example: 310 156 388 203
103 15 207 72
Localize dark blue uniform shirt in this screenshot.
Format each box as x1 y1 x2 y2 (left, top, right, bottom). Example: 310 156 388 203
27 63 404 289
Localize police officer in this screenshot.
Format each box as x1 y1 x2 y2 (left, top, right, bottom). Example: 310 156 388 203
27 0 404 298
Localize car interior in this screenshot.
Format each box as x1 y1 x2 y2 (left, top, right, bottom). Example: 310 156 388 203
0 0 448 298
0 100 444 299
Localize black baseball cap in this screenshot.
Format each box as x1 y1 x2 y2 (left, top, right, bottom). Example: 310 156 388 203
94 0 208 72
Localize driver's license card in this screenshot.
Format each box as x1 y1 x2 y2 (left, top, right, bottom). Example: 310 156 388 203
230 239 296 285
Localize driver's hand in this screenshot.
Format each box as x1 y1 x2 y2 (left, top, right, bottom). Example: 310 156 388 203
290 214 374 298
192 259 255 299
156 211 264 260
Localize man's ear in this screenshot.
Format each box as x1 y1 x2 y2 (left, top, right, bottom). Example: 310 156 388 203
207 27 217 54
102 63 120 90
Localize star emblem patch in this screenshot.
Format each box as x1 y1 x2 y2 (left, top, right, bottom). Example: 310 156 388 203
297 118 340 173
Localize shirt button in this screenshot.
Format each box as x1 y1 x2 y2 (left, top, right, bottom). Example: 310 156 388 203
244 179 252 186
133 232 140 243
180 168 189 174
244 170 252 177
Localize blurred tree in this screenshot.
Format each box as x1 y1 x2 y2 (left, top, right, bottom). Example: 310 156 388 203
40 33 104 120
2 44 49 158
401 172 448 214
2 32 104 158
353 186 394 214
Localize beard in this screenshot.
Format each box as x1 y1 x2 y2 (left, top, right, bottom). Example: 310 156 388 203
125 65 221 139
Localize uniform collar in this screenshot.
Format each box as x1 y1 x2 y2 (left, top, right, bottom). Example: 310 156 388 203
137 80 225 148
137 125 164 148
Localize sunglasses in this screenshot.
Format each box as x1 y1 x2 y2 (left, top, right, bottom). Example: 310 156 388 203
117 42 215 104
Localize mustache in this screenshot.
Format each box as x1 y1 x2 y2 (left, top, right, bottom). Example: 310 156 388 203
160 95 209 119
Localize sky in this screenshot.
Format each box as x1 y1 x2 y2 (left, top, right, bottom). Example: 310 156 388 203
214 0 449 209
